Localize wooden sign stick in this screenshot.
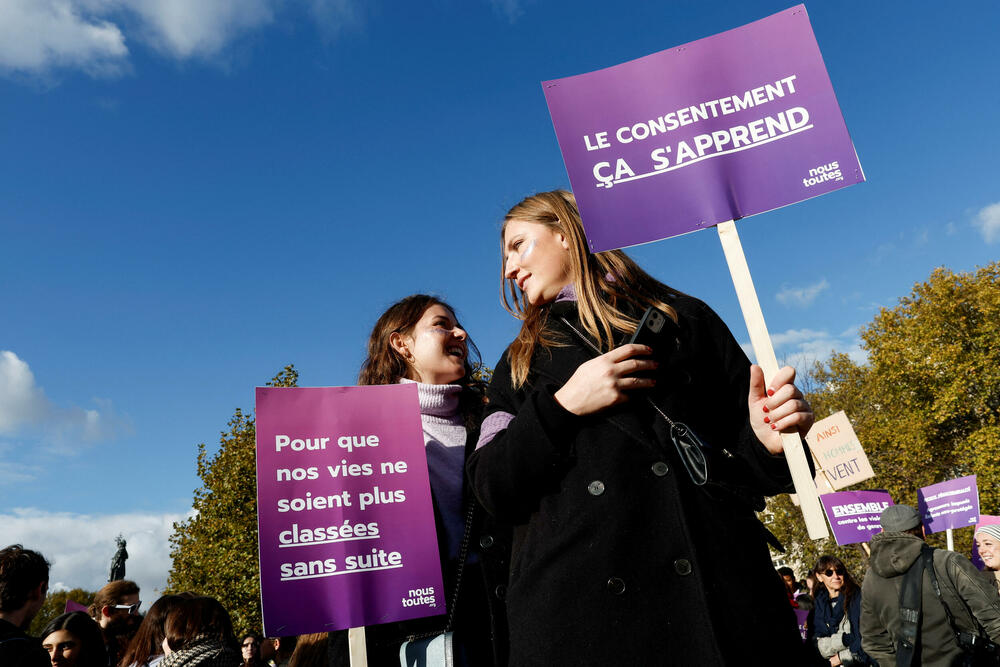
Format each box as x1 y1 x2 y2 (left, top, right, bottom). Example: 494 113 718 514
348 627 368 667
716 220 829 540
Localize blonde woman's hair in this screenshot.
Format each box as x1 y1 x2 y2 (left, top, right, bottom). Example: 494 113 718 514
500 190 680 388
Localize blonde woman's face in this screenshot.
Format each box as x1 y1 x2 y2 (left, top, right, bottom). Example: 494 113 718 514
976 533 999 570
503 220 572 306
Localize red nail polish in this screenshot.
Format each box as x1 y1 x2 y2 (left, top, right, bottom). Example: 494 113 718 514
762 405 769 413
763 416 770 424
766 388 774 396
770 424 776 430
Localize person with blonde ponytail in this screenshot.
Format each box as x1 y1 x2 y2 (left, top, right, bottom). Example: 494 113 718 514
467 190 814 665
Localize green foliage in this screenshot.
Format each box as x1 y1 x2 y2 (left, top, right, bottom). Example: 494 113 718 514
165 365 298 634
764 263 1000 577
29 588 96 637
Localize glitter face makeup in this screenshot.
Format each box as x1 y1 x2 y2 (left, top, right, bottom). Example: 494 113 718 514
503 220 572 306
398 305 468 385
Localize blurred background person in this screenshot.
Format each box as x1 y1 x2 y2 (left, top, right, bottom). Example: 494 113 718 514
0 544 50 667
285 634 326 667
975 523 1000 593
89 581 141 667
807 556 873 666
238 634 263 667
119 594 191 667
160 596 238 667
40 611 107 667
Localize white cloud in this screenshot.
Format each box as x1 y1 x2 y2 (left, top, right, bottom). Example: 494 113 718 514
116 0 274 59
490 0 526 22
0 0 128 77
0 0 361 77
0 508 191 604
974 202 1000 243
0 350 130 445
741 326 866 370
775 279 829 308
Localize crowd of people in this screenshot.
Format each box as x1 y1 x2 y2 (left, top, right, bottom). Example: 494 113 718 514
3 191 1000 666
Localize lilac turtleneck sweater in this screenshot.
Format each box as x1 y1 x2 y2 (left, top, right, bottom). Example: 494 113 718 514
399 378 466 559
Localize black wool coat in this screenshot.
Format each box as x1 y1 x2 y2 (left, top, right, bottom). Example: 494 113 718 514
467 294 807 666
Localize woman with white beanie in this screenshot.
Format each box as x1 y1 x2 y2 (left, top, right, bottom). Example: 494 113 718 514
974 523 1000 593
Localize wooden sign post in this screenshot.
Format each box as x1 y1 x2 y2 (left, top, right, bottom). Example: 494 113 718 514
717 221 829 540
348 627 368 667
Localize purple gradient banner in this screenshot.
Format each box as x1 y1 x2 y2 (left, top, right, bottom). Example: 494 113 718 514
820 490 893 546
917 475 980 534
542 5 863 252
255 385 444 636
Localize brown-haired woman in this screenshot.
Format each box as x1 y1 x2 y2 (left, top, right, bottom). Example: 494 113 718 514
41 612 107 667
160 596 239 667
467 190 815 665
120 594 191 667
807 556 874 666
329 295 508 666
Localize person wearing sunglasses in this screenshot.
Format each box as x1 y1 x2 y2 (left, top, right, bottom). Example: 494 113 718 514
807 556 874 666
89 580 141 667
468 190 815 665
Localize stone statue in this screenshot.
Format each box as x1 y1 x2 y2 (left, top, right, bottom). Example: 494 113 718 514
108 535 128 582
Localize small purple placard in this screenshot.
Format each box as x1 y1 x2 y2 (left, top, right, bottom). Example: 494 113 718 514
917 475 980 535
794 608 810 641
542 4 863 252
255 385 444 636
820 490 893 546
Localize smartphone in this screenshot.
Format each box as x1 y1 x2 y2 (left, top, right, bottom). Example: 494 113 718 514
628 306 680 379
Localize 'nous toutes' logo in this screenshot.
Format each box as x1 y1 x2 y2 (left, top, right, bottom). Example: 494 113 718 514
402 586 436 608
803 160 842 187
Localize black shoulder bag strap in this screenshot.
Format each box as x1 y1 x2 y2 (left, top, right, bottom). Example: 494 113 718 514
923 545 999 662
896 547 925 667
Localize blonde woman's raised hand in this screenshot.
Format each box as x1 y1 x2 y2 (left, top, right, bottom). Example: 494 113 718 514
554 344 657 416
748 364 814 455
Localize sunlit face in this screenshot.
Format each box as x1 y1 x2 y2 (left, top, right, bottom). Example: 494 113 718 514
394 305 468 385
818 564 845 595
503 219 572 306
43 630 80 667
976 533 999 570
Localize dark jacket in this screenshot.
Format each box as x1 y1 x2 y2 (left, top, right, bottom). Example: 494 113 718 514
0 618 49 667
860 531 1000 666
808 588 874 665
467 294 806 666
331 428 510 667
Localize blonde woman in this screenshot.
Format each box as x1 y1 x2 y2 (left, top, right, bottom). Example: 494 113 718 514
468 190 813 665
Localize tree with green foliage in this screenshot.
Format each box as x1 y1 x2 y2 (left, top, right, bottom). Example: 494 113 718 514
29 588 96 636
165 365 298 634
765 262 1000 578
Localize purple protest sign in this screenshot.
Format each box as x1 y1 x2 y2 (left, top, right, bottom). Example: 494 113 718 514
794 608 810 641
973 515 1000 570
255 384 444 636
917 475 980 535
542 5 863 252
820 490 893 546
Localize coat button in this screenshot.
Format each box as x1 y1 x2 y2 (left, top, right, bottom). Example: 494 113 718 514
674 559 692 576
587 480 605 496
607 577 626 595
494 584 506 600
651 461 669 476
479 535 494 549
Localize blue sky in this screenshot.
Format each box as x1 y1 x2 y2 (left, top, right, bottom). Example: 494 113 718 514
2 0 998 598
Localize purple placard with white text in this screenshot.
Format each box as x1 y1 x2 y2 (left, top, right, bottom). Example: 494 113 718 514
255 385 444 636
820 490 893 546
917 475 980 535
542 5 863 252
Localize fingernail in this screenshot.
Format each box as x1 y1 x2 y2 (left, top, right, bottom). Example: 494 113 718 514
763 416 770 424
766 388 775 396
762 405 769 413
770 424 776 430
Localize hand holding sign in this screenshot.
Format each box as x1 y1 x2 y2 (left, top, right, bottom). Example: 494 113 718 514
748 364 814 454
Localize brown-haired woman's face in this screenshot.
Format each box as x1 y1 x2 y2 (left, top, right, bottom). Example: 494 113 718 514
503 219 572 306
392 305 468 385
43 630 80 667
818 564 845 594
